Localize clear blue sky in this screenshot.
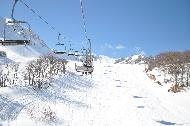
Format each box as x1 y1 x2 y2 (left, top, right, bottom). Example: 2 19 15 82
0 0 190 58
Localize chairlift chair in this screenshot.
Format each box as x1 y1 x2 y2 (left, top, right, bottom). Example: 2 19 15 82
75 55 94 74
56 43 64 46
74 50 80 56
74 53 80 57
68 46 75 56
54 44 66 54
68 52 75 56
75 39 93 74
54 50 66 54
54 35 66 54
75 63 94 74
0 20 31 46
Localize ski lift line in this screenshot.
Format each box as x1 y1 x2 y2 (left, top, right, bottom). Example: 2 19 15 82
80 0 88 40
11 0 86 52
18 0 66 42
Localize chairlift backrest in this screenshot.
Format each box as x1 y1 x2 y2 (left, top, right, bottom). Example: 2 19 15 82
54 51 66 54
68 53 75 55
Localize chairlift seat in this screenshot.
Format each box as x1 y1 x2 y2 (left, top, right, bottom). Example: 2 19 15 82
54 51 66 54
68 53 75 56
75 64 94 73
56 43 64 46
0 39 30 46
75 54 80 56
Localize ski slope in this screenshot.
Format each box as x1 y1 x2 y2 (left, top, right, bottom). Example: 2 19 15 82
1 58 190 126
1 17 190 126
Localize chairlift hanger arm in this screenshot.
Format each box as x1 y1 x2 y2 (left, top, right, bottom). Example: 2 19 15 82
11 0 19 21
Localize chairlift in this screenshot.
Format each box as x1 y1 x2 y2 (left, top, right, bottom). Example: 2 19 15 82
75 63 94 74
67 43 75 56
75 54 79 57
54 50 66 54
74 50 80 56
56 43 64 46
68 52 75 56
55 33 64 45
54 46 67 55
0 20 31 46
75 39 94 75
53 33 67 54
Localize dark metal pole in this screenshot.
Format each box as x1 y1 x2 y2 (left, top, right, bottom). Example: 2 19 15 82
11 0 19 21
3 23 6 40
88 38 92 63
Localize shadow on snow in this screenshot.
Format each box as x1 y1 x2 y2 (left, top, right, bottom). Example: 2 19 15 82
0 96 24 122
0 71 93 123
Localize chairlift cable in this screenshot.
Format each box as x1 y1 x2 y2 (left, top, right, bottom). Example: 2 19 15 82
80 0 88 40
18 0 67 43
10 0 86 52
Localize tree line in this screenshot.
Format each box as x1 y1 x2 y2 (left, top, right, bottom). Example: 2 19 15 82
0 54 67 89
144 50 190 93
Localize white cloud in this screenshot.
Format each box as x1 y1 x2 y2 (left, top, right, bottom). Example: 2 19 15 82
101 43 113 50
101 43 125 50
104 43 113 49
116 44 125 50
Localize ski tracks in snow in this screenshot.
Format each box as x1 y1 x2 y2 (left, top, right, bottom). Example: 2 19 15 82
1 62 190 126
72 63 190 126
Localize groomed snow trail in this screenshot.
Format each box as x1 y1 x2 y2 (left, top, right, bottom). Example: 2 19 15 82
65 62 190 126
1 61 190 126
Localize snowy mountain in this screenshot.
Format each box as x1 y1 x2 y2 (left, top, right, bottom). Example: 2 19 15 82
115 54 144 64
0 18 190 126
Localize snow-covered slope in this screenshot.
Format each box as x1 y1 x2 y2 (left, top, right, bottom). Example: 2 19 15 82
1 55 190 126
0 18 54 62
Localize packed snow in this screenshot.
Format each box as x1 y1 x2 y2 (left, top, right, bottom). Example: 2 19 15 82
0 57 190 126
